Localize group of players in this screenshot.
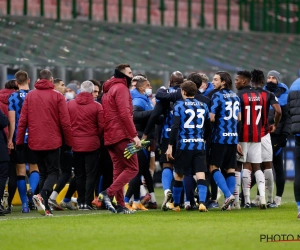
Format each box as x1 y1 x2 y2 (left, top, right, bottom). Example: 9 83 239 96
0 65 290 216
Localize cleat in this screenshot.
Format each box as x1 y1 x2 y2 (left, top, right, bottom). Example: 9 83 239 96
48 199 64 211
267 201 278 208
251 196 260 207
2 190 9 209
78 204 87 210
161 191 173 211
207 200 219 209
140 193 151 205
259 196 267 210
117 205 135 214
244 203 251 209
145 202 157 209
92 197 102 209
60 200 78 210
199 203 208 212
221 195 235 211
232 202 241 210
172 206 180 212
250 202 258 207
84 204 95 210
125 204 136 211
45 209 53 216
22 207 30 213
132 202 148 211
0 205 9 214
274 196 281 206
185 204 192 211
166 202 174 210
6 206 13 213
98 191 116 213
28 201 36 210
33 194 45 215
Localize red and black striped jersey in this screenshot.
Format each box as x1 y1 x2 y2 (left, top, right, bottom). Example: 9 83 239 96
255 88 278 137
237 86 263 142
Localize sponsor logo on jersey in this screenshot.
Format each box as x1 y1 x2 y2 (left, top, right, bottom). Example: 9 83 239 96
222 132 238 136
182 138 204 143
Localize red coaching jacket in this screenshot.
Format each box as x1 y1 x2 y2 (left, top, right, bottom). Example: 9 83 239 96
67 92 104 152
102 77 137 146
16 79 73 150
0 89 15 138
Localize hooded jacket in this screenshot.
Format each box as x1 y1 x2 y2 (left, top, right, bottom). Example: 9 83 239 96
288 78 300 135
67 92 104 152
101 70 137 146
264 82 291 136
131 88 153 137
0 88 15 138
203 82 214 97
16 79 73 150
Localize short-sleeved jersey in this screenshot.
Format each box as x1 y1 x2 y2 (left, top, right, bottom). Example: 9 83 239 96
210 89 240 144
238 86 263 142
173 98 210 150
8 89 30 143
255 87 278 137
161 87 177 139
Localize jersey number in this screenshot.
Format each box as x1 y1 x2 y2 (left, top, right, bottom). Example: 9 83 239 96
245 105 262 125
184 109 205 129
224 101 239 120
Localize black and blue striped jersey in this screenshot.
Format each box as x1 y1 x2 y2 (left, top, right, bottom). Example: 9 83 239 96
169 98 210 150
210 89 240 144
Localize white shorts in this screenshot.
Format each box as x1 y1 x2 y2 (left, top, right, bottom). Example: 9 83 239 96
261 133 273 162
237 142 262 163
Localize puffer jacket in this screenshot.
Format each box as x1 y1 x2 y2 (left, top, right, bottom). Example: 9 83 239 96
0 89 15 138
67 92 103 152
16 79 72 150
288 78 300 135
102 75 137 146
264 82 291 136
131 88 153 138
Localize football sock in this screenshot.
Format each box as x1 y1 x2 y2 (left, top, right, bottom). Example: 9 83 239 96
50 191 58 200
29 171 40 193
212 169 231 199
133 200 140 204
242 169 251 204
124 196 130 203
17 176 28 208
149 192 156 202
140 185 147 197
225 173 236 195
63 197 71 203
173 180 183 207
234 171 241 204
162 168 173 191
254 170 265 201
297 202 300 213
264 169 274 203
184 174 196 205
197 179 207 203
98 175 103 194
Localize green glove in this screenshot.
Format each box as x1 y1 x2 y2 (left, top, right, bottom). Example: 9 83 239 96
124 140 150 159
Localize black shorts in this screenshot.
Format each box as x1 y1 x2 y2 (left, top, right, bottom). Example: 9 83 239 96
11 144 38 164
174 150 207 176
160 138 176 164
209 143 237 170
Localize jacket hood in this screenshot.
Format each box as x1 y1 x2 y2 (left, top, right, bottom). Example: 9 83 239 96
131 88 148 101
34 79 55 90
263 82 289 93
75 92 94 105
103 77 127 93
0 89 15 104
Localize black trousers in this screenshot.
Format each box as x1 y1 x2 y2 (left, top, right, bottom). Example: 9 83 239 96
294 136 300 202
35 149 60 194
73 149 100 205
54 146 73 194
0 161 9 203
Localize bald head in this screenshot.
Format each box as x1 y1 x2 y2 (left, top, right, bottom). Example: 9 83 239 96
170 71 184 87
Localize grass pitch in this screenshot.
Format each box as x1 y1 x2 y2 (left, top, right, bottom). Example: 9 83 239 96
0 182 299 250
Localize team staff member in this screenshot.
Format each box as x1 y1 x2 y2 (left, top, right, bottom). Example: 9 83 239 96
99 64 141 214
16 69 73 216
67 81 104 210
0 110 9 216
264 70 291 206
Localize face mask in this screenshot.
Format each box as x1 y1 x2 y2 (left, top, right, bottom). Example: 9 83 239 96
65 92 75 100
266 82 278 92
199 88 205 93
145 88 152 97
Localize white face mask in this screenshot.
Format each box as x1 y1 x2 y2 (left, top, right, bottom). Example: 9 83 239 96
145 88 152 97
65 92 75 100
199 88 205 93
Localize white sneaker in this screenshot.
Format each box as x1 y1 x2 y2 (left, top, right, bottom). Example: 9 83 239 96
32 194 45 215
274 196 281 206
